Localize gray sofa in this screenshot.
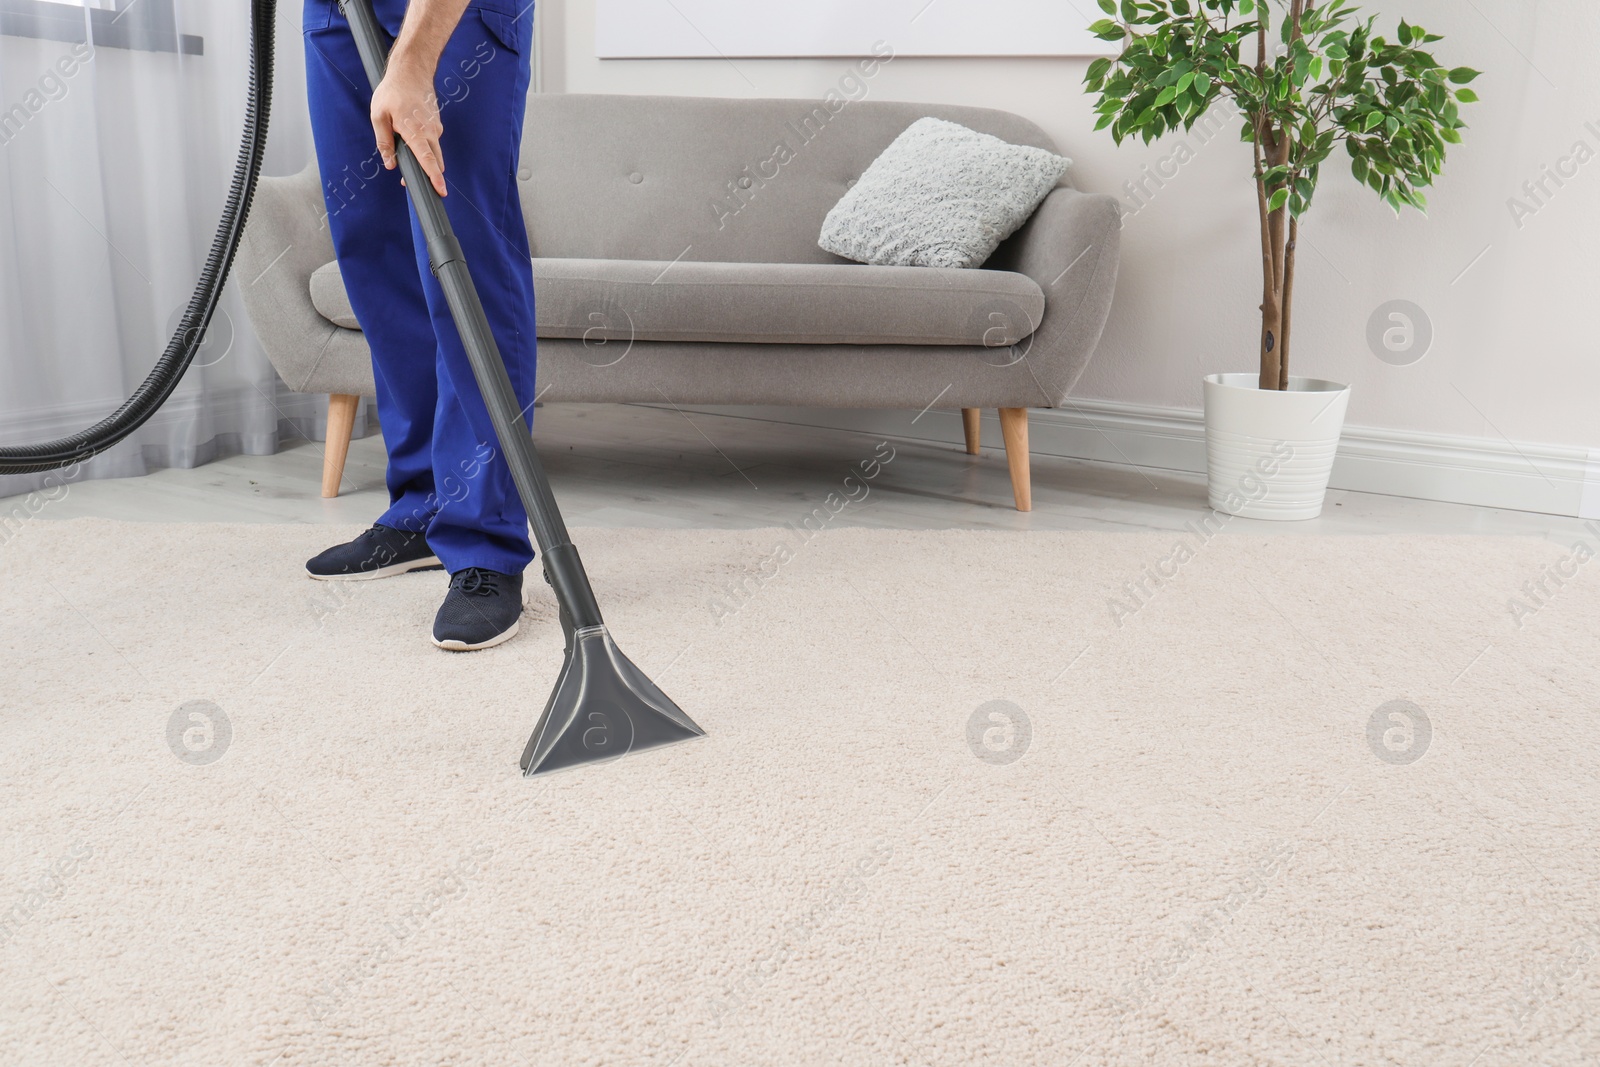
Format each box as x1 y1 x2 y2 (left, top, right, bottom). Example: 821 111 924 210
236 93 1121 510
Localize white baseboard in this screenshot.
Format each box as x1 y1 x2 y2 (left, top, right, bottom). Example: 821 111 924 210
635 399 1598 518
1583 449 1600 521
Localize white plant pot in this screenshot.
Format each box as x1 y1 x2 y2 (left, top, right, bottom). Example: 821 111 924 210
1202 373 1350 520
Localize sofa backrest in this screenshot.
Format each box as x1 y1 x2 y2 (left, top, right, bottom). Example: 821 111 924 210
518 93 1067 265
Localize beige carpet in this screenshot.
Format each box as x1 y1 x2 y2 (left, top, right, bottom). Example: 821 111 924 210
2 518 1598 1067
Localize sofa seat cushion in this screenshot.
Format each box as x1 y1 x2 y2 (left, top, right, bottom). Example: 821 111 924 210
308 258 1046 347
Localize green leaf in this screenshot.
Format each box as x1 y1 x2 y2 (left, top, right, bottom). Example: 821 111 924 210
1077 0 1472 237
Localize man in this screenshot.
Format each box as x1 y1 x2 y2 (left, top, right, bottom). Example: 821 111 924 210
301 0 539 651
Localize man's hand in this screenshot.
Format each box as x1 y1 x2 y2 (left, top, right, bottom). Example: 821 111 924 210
371 58 448 197
367 0 472 198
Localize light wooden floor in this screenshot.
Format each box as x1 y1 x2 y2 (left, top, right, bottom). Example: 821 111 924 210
3 403 1589 542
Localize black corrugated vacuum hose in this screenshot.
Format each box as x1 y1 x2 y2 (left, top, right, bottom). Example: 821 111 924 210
0 0 277 475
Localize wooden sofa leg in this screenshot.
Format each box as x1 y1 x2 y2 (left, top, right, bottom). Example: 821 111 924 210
322 393 360 499
961 408 981 454
997 407 1032 512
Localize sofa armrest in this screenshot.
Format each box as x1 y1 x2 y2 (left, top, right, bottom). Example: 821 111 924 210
235 162 372 396
987 187 1122 408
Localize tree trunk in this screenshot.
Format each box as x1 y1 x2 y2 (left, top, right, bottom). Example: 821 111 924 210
1276 0 1306 391
1280 217 1299 390
1259 298 1283 391
1256 127 1291 391
1252 11 1294 393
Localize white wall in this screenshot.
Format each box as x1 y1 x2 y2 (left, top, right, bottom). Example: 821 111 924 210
544 0 1599 453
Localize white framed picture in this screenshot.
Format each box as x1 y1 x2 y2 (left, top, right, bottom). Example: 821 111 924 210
596 0 1121 59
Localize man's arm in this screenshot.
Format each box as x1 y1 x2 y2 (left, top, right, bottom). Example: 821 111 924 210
369 0 472 197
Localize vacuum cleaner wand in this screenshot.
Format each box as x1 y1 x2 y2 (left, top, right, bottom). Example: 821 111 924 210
339 0 705 776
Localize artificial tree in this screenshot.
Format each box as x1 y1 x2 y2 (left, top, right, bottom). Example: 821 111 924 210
1085 0 1479 389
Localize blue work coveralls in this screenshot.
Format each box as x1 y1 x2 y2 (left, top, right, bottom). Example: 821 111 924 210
303 0 538 575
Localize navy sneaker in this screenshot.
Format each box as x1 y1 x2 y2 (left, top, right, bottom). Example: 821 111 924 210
306 524 442 581
432 568 524 651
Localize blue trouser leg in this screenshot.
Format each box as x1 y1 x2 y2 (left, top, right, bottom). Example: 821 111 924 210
303 0 539 575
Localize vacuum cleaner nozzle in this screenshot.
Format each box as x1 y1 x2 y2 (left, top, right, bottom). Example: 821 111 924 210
520 624 705 777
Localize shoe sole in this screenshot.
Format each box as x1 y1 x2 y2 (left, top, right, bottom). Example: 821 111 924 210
306 556 444 581
432 617 520 652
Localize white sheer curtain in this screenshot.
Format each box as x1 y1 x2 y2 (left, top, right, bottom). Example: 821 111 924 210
0 0 347 499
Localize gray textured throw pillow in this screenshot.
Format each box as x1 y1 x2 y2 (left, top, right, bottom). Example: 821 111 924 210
818 117 1072 269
